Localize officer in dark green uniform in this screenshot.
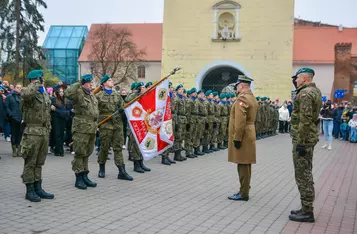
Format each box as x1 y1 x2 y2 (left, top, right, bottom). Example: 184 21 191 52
20 70 54 202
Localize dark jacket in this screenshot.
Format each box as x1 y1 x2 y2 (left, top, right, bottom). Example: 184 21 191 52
5 92 22 122
320 105 334 120
333 107 344 122
0 95 5 127
51 96 72 119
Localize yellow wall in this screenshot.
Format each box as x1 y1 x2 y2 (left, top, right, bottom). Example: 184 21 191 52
162 0 294 100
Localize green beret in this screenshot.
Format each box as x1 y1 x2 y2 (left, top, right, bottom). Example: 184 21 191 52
191 88 197 93
235 75 254 85
27 70 44 80
169 82 172 87
205 90 212 96
219 93 226 99
130 82 137 90
292 67 315 78
187 89 192 95
175 84 183 91
80 74 93 83
212 91 218 97
100 74 111 85
145 82 153 88
135 82 144 90
197 89 205 94
256 96 260 101
183 89 186 93
229 93 235 98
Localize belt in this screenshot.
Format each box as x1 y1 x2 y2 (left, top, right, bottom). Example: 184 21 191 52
26 123 46 127
75 115 98 122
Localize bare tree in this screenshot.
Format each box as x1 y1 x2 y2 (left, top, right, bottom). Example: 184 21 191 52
89 24 147 85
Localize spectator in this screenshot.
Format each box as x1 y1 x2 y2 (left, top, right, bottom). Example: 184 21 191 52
0 86 5 138
320 100 334 150
348 114 357 143
51 86 71 156
340 119 349 141
333 103 344 139
1 80 11 141
278 103 289 133
5 84 23 156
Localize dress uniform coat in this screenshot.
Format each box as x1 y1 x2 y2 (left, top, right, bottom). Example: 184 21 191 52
228 90 258 164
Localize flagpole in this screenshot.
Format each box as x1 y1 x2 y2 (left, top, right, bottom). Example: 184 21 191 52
97 67 181 127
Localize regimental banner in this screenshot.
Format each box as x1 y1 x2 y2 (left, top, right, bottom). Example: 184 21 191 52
124 79 174 160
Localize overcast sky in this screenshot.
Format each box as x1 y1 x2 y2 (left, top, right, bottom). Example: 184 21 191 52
38 0 357 45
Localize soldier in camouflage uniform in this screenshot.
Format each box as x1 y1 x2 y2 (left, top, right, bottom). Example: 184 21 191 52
96 75 133 181
184 88 198 158
173 84 187 161
203 90 216 153
217 93 228 149
224 93 233 148
193 90 206 155
65 74 98 190
289 68 322 223
20 70 54 202
212 91 221 151
255 97 262 139
125 82 151 172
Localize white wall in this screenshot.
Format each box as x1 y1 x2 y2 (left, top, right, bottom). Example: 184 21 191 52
293 63 334 99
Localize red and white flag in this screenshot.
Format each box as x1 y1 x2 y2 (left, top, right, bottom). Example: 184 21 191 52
124 79 174 161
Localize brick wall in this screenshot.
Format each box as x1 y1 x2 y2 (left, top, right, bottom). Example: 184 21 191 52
332 43 352 101
351 56 357 102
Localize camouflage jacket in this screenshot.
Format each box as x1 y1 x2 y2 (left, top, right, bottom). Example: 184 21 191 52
21 82 51 135
290 83 322 147
206 99 215 123
96 90 124 130
175 94 187 124
187 97 198 124
214 101 221 123
65 82 99 134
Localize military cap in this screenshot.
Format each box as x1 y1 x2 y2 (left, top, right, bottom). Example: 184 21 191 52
145 82 153 88
27 70 44 80
219 93 226 99
100 74 111 85
80 74 93 83
212 91 218 97
191 88 197 93
205 90 212 96
197 89 205 94
175 84 183 91
169 82 173 87
235 75 254 85
256 96 261 101
135 82 144 90
130 82 137 90
292 67 315 78
187 89 192 95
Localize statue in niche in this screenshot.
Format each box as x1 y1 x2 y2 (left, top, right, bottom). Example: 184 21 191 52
218 19 235 40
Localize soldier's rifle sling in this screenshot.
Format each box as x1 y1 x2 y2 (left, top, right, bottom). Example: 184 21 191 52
97 67 181 128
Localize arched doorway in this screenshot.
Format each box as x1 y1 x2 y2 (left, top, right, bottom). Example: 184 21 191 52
201 66 243 92
195 60 254 92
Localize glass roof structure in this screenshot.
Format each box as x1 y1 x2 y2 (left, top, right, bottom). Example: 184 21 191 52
42 26 88 84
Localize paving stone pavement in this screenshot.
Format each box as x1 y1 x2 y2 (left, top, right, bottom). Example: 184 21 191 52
0 134 356 234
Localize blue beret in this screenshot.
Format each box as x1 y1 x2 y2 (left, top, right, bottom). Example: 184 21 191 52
27 70 44 80
190 88 197 93
100 74 111 85
219 93 226 99
292 68 315 78
130 82 137 90
135 82 144 90
81 74 93 83
205 90 212 96
145 82 153 88
175 84 183 91
197 89 205 94
212 91 218 97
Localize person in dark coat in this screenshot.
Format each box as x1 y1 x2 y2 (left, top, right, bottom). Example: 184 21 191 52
5 84 24 156
333 103 344 139
51 86 71 156
0 86 6 137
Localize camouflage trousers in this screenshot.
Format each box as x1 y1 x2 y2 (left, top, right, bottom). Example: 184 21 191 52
194 118 205 148
202 122 213 146
98 128 124 166
20 134 48 184
292 143 315 212
212 121 220 144
218 120 227 143
174 122 186 151
128 131 143 161
72 132 96 173
185 118 197 153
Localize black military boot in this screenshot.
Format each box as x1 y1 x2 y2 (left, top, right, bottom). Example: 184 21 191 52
118 165 133 181
161 155 171 165
210 144 218 152
186 149 195 158
218 142 225 150
194 147 204 156
98 164 105 178
75 173 87 189
133 160 145 173
289 211 315 223
25 183 41 202
290 209 302 215
34 180 54 199
202 145 211 154
174 151 184 161
167 156 176 164
128 154 133 161
82 171 97 187
139 160 151 171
